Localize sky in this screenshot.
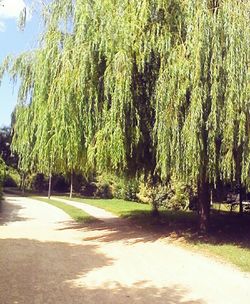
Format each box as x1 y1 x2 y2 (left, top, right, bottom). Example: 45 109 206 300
0 0 42 127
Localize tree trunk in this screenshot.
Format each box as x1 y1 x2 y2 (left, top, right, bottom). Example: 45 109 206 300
239 185 243 215
48 173 52 199
21 173 25 194
70 171 73 199
198 180 210 233
152 201 160 218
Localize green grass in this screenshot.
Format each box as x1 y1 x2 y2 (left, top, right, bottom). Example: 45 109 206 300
33 197 97 224
61 196 197 226
62 196 152 218
187 242 250 272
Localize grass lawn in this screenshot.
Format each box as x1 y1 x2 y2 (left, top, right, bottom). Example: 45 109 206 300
58 195 250 272
61 196 152 218
33 197 97 224
187 242 250 272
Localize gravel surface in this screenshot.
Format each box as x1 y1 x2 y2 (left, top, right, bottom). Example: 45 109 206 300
0 195 250 304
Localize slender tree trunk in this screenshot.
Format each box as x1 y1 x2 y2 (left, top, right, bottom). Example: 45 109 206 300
70 171 73 199
235 146 243 215
239 185 243 215
21 173 25 194
48 173 52 199
150 177 160 221
198 180 210 233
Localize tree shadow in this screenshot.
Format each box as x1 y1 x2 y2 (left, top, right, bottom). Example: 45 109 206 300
0 238 112 303
74 282 205 304
187 210 250 249
59 208 250 252
0 198 28 225
0 238 204 304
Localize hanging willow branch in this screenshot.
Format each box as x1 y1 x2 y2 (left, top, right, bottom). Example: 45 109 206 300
0 0 249 194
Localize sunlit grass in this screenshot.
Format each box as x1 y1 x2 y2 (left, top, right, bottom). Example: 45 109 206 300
61 196 152 218
33 197 97 223
187 242 250 272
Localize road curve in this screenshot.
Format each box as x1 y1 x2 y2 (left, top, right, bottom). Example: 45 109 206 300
0 195 250 304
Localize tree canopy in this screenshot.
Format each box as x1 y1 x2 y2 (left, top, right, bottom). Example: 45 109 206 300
1 0 249 231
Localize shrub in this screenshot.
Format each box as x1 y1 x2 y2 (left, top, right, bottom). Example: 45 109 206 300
52 174 69 193
70 174 86 193
3 175 18 187
80 182 97 197
112 177 139 201
164 179 190 210
137 180 168 207
136 176 194 211
29 173 46 192
94 182 113 199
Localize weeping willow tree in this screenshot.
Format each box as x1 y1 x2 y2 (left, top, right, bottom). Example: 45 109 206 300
9 33 88 197
154 0 250 230
1 0 249 230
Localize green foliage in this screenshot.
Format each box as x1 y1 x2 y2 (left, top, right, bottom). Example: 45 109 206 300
78 175 113 199
111 177 139 201
1 0 249 229
80 182 97 197
164 178 193 211
21 3 250 180
94 181 113 199
136 176 196 211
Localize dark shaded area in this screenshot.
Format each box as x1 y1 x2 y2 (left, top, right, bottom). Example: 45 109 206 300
0 238 204 304
126 209 250 251
60 207 250 253
0 197 27 225
0 126 18 168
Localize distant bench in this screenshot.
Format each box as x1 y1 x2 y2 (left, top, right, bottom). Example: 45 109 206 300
225 194 250 212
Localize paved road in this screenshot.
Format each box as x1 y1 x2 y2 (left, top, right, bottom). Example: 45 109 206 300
0 195 250 304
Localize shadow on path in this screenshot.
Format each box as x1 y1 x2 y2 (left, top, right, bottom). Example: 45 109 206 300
58 209 250 253
0 198 27 225
0 238 204 304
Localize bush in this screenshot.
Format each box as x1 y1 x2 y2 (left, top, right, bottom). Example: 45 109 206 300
80 179 113 199
95 182 113 198
29 173 46 192
164 179 190 210
3 175 17 187
80 182 97 196
137 180 168 207
52 174 69 193
29 173 70 193
112 177 139 201
70 174 86 193
6 167 20 186
136 176 194 211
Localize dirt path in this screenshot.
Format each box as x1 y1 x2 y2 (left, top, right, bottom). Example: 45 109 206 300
1 195 250 304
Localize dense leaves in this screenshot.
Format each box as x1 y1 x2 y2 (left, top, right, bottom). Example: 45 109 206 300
1 0 249 229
